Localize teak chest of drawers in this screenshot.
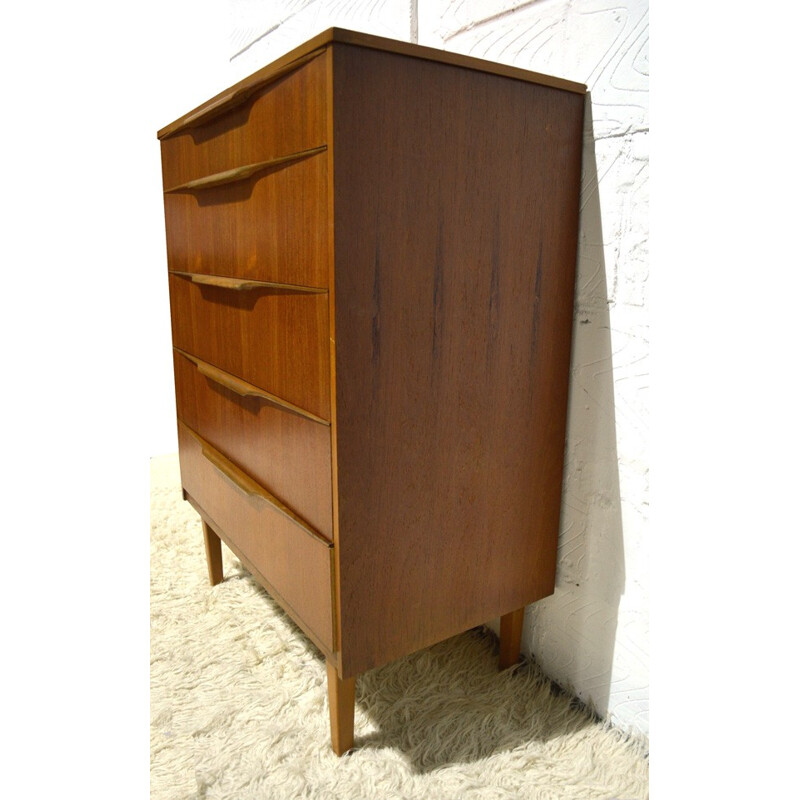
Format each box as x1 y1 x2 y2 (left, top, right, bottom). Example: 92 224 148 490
158 28 585 755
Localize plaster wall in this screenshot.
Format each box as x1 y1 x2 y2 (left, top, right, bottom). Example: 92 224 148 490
227 0 650 739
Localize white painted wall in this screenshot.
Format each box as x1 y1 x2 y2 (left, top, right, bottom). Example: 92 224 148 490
413 0 650 739
429 0 649 739
160 0 649 739
414 1 649 738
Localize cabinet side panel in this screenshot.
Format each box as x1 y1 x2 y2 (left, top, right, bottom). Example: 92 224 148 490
332 44 584 677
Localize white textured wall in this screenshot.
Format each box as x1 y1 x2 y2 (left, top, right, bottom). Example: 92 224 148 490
229 0 649 739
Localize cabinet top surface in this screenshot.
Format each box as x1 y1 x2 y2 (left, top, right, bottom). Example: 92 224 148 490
157 27 586 140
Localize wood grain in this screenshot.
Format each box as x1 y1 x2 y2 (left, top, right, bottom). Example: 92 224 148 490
159 30 586 751
330 44 584 677
168 272 331 421
202 519 225 586
326 660 356 756
175 347 328 424
163 149 329 288
169 271 326 296
159 52 327 188
156 28 584 141
499 607 525 670
323 43 343 677
328 28 586 94
178 421 335 652
164 145 326 193
174 348 334 539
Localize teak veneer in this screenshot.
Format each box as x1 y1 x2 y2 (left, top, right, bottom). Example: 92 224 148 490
158 27 585 755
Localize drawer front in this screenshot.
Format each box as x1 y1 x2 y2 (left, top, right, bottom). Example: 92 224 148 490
169 273 331 422
173 348 334 540
178 422 334 652
160 53 327 191
164 150 328 289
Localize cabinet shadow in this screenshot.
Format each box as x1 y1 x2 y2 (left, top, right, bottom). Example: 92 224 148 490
523 92 629 721
351 627 597 773
230 575 597 773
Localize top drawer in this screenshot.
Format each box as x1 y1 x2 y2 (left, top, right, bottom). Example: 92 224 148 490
160 52 327 191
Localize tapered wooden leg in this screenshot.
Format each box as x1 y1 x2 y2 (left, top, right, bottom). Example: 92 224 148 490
202 520 224 586
499 607 525 669
327 660 356 756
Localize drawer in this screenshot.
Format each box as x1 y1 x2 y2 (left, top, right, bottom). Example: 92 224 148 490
168 272 331 422
160 52 327 191
164 149 328 289
173 348 334 539
178 421 334 652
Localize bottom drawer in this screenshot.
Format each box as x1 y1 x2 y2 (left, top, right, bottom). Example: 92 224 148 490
178 421 334 653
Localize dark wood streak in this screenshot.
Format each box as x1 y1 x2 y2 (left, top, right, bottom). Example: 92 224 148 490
331 43 584 677
371 232 381 368
530 239 544 371
487 207 501 366
432 213 445 364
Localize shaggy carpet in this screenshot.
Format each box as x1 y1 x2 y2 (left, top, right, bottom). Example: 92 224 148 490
151 453 648 799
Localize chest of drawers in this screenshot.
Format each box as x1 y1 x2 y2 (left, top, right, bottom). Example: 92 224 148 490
158 28 585 755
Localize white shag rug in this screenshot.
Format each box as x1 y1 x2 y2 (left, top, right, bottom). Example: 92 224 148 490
151 453 648 800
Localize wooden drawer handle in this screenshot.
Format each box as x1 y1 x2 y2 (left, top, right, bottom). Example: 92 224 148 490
174 348 329 426
163 145 326 193
174 48 326 133
195 360 266 399
171 271 326 294
201 444 263 498
190 428 330 545
183 273 266 292
181 89 253 129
